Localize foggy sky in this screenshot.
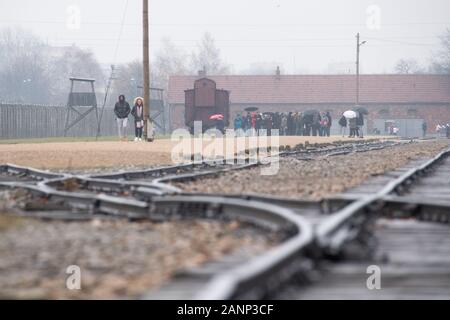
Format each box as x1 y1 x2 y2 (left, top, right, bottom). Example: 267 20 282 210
1 0 449 74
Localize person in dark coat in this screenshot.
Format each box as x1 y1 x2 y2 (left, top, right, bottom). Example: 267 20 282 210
325 112 332 137
311 112 322 136
265 114 273 136
422 121 428 138
287 112 294 136
114 95 131 141
244 112 252 133
297 113 305 136
356 112 364 138
338 115 347 137
255 113 263 133
348 118 357 138
303 113 313 136
131 97 145 142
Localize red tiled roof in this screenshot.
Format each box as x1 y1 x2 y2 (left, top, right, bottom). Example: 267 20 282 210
168 74 450 105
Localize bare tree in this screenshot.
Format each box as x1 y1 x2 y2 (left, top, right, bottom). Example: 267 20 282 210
109 60 143 105
0 27 105 105
430 28 450 74
49 45 106 105
152 38 190 89
394 58 425 74
110 38 192 106
0 28 52 103
190 32 229 75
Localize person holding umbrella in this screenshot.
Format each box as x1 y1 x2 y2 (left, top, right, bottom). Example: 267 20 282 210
343 110 357 138
209 114 225 133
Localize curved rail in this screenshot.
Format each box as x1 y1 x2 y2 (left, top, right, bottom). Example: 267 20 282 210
316 147 450 254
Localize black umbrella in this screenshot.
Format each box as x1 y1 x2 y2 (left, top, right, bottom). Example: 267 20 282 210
352 106 369 115
245 107 259 112
302 109 319 116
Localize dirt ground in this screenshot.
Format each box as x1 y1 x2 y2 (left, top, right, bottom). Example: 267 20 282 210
0 136 392 170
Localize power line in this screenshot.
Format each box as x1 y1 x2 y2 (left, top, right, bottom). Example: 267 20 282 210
1 19 449 27
112 0 130 64
365 36 438 47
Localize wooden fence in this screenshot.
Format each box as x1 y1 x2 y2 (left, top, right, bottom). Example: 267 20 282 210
0 103 118 139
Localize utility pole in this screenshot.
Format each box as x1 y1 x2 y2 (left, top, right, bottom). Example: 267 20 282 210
356 33 367 105
143 0 153 141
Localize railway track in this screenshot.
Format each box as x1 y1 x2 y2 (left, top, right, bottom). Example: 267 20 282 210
1 139 448 299
0 164 65 183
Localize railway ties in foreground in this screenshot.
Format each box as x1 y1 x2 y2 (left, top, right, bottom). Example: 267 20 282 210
1 139 449 299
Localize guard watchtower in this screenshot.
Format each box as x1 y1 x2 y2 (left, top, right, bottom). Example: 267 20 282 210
64 77 98 136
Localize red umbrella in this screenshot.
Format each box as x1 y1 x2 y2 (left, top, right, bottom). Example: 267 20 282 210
209 114 224 120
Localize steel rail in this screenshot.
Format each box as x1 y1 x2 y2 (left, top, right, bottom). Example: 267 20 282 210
0 178 315 300
135 193 315 300
41 176 179 196
0 164 66 181
316 147 450 254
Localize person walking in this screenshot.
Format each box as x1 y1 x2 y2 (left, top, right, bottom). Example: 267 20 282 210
131 97 145 142
114 95 131 141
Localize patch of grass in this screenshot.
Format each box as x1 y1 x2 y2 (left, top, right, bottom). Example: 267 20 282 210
0 136 117 145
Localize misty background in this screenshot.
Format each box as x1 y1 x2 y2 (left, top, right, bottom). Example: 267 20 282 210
0 0 449 105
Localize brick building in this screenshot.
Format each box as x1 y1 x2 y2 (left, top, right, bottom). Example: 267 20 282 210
168 74 450 137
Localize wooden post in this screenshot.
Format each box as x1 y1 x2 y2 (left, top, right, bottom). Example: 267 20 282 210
143 0 152 141
356 32 360 105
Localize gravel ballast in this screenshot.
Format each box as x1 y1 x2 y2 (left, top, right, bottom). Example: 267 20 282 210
175 140 450 200
0 213 277 299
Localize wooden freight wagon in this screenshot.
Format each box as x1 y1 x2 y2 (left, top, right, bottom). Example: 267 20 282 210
185 78 230 133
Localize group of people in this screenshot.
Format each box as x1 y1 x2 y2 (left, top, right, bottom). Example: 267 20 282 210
338 114 365 138
114 95 146 142
233 111 333 137
436 123 450 138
